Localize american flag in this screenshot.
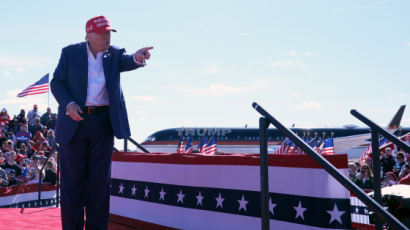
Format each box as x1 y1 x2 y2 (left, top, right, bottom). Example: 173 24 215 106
185 136 193 153
17 73 49 97
297 137 309 155
176 137 184 153
286 141 295 155
320 137 335 155
274 138 288 154
205 135 217 154
360 136 388 164
198 136 208 153
282 139 293 155
317 139 324 153
309 138 318 152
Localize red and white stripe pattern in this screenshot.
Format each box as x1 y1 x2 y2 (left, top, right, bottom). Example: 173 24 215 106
17 74 49 97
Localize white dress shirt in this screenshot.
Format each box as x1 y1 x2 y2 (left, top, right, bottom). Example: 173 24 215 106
66 44 145 112
85 45 109 106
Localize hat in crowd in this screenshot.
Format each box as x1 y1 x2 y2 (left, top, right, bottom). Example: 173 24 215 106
16 153 27 163
39 155 47 160
86 15 117 34
42 140 49 146
1 108 6 113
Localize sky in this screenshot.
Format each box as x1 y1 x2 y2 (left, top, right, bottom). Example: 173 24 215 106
0 0 409 149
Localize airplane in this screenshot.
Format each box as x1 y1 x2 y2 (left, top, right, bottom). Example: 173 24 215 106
140 105 409 159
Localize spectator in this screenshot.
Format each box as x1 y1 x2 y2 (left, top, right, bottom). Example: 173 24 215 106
32 131 46 151
26 155 42 184
1 151 22 178
0 122 8 141
348 162 357 181
16 153 27 168
393 152 406 177
5 140 14 152
47 114 57 130
381 147 396 176
46 130 56 147
21 159 31 177
354 164 374 190
398 163 409 180
0 167 8 187
18 143 28 156
29 117 43 137
27 104 40 126
381 171 397 187
40 107 53 127
40 141 51 157
43 160 56 185
8 116 19 133
15 123 30 146
16 109 27 125
398 172 410 185
41 126 48 137
0 150 4 164
0 108 11 125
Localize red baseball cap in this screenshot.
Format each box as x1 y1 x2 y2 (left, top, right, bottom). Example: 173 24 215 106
86 15 117 34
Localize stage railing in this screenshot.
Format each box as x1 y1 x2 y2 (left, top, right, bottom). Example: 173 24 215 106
351 109 410 229
253 102 408 230
123 137 150 153
38 143 59 207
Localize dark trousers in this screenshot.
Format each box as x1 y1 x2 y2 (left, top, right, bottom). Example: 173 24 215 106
60 111 114 230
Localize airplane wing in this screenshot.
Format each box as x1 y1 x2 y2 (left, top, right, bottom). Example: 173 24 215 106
334 133 370 154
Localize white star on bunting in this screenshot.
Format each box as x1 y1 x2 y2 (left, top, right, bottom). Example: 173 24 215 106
144 186 150 199
196 191 204 206
269 198 277 216
177 190 185 204
294 201 307 220
215 193 225 209
237 194 249 212
159 188 166 201
327 204 345 224
118 183 124 194
131 184 137 196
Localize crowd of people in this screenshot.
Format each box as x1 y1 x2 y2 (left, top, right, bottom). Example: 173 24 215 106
0 104 57 187
348 147 410 191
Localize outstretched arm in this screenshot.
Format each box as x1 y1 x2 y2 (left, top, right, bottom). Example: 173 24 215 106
120 46 154 72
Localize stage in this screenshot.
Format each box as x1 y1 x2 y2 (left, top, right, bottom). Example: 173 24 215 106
0 208 133 230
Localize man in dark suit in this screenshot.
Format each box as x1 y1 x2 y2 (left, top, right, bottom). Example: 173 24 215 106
51 15 153 230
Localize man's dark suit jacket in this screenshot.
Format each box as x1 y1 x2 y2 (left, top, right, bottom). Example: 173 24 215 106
51 42 144 145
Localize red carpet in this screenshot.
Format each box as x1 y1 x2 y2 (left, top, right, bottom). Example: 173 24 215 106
0 208 133 230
